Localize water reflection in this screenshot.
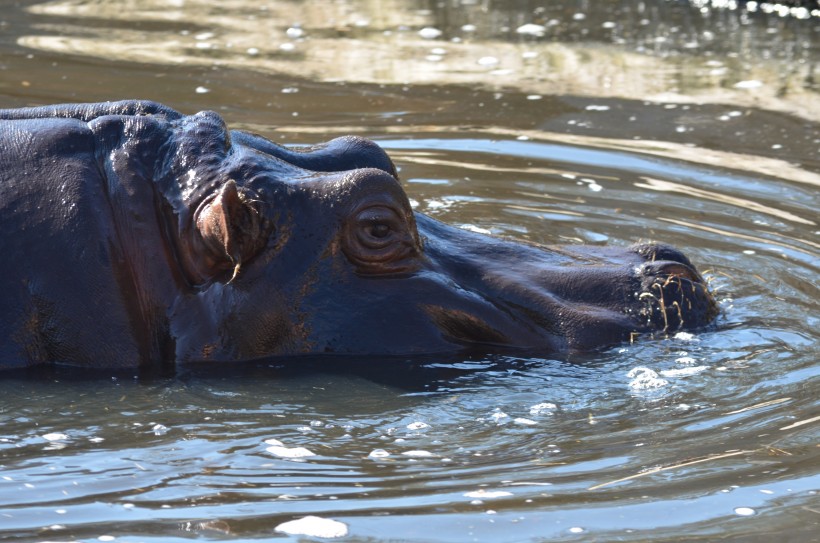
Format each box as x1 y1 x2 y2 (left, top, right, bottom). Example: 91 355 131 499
635 176 815 224
17 0 820 122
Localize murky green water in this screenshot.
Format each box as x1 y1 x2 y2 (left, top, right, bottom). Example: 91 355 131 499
1 1 818 541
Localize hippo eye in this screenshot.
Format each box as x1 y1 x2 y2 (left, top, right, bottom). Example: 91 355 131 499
355 207 401 248
343 205 420 275
368 222 391 239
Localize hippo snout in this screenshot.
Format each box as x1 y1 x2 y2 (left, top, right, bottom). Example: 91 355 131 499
632 245 718 333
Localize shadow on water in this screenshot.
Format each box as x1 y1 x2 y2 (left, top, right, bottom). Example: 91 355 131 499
7 350 598 396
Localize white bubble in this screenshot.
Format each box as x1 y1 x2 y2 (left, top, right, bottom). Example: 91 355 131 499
402 450 434 457
275 516 348 538
407 421 430 430
734 80 762 89
529 402 557 415
627 367 668 389
734 507 756 516
368 449 390 458
152 424 168 435
477 56 499 66
266 445 316 459
195 86 210 94
490 411 509 422
419 27 443 39
514 418 537 425
460 224 492 234
516 24 547 37
42 433 69 441
569 526 585 533
464 489 513 499
660 366 708 377
286 27 304 39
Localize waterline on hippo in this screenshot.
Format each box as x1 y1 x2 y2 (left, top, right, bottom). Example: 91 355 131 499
0 101 717 369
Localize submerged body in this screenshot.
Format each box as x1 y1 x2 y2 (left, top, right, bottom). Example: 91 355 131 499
0 101 716 369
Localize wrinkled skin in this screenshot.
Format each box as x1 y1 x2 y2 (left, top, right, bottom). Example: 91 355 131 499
0 101 717 369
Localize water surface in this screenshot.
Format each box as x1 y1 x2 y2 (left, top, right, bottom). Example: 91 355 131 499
0 1 818 541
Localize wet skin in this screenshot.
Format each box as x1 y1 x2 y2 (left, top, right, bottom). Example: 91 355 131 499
0 101 717 368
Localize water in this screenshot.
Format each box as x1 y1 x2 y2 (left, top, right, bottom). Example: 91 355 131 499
1 0 818 541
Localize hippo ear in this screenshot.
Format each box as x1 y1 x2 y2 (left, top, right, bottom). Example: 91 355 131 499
196 180 265 281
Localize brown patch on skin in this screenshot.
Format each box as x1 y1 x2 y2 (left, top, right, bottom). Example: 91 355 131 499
201 343 217 359
423 305 509 345
12 285 55 365
16 308 47 364
249 209 291 270
235 312 296 357
288 261 321 351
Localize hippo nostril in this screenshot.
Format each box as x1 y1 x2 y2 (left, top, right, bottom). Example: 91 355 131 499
631 242 694 268
641 261 703 283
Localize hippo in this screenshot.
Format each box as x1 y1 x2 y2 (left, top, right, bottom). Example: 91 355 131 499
0 100 717 369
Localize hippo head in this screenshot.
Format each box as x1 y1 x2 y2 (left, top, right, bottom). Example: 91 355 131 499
153 108 717 361
0 101 717 367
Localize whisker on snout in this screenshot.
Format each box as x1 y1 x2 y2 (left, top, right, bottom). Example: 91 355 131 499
636 261 718 334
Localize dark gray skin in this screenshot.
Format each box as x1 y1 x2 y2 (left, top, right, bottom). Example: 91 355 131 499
0 100 717 369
